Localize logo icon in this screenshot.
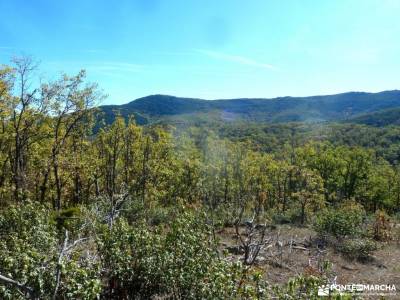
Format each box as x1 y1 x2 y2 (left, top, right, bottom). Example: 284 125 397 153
318 285 330 296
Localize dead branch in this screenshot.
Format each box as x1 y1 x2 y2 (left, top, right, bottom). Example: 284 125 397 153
234 205 272 265
53 230 69 299
292 246 308 251
0 273 36 299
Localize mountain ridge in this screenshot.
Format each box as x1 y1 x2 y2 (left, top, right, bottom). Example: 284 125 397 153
98 90 400 126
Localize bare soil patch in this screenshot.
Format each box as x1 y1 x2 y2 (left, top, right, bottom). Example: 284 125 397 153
217 224 400 288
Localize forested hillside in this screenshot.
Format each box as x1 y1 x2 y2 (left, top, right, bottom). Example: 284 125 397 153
1 60 400 299
99 90 400 126
346 107 400 127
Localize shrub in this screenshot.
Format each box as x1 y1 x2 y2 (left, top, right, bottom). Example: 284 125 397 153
0 202 58 299
373 210 392 241
314 205 365 239
271 208 292 225
271 275 327 300
203 203 237 228
338 238 377 260
147 205 172 226
97 212 267 299
0 202 101 299
313 204 379 260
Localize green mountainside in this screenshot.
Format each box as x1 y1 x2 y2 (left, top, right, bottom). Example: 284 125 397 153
346 107 400 126
98 90 400 125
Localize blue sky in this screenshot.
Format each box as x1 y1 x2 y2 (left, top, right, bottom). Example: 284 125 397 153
1 0 400 105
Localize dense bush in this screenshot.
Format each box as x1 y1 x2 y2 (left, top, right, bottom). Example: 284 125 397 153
271 208 303 225
337 238 377 260
1 60 400 298
313 204 380 260
0 202 58 299
314 204 365 239
0 202 101 299
0 202 271 299
97 212 267 299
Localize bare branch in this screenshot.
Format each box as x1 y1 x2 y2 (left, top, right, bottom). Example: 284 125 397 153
53 230 69 299
0 273 36 299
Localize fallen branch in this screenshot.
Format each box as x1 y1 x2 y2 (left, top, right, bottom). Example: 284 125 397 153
0 273 36 299
292 246 308 251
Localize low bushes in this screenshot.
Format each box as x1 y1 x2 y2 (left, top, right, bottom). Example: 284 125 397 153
97 212 268 299
0 203 268 299
0 202 102 299
337 238 377 260
314 203 365 239
313 203 378 260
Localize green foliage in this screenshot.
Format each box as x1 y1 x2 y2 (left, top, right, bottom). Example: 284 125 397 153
97 212 266 299
53 206 82 232
0 202 57 299
272 275 326 300
98 91 400 126
314 204 379 260
314 204 365 239
348 107 400 127
60 259 102 299
338 238 377 260
0 202 101 299
271 207 304 225
2 59 400 298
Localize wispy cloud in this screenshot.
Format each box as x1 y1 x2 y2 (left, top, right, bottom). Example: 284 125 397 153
44 57 276 81
196 49 276 70
46 61 146 74
87 62 149 78
86 62 145 72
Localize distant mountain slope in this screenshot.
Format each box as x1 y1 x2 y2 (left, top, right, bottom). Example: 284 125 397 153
346 107 400 127
98 90 400 126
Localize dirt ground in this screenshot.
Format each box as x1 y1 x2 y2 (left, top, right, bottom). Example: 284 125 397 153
217 224 400 298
